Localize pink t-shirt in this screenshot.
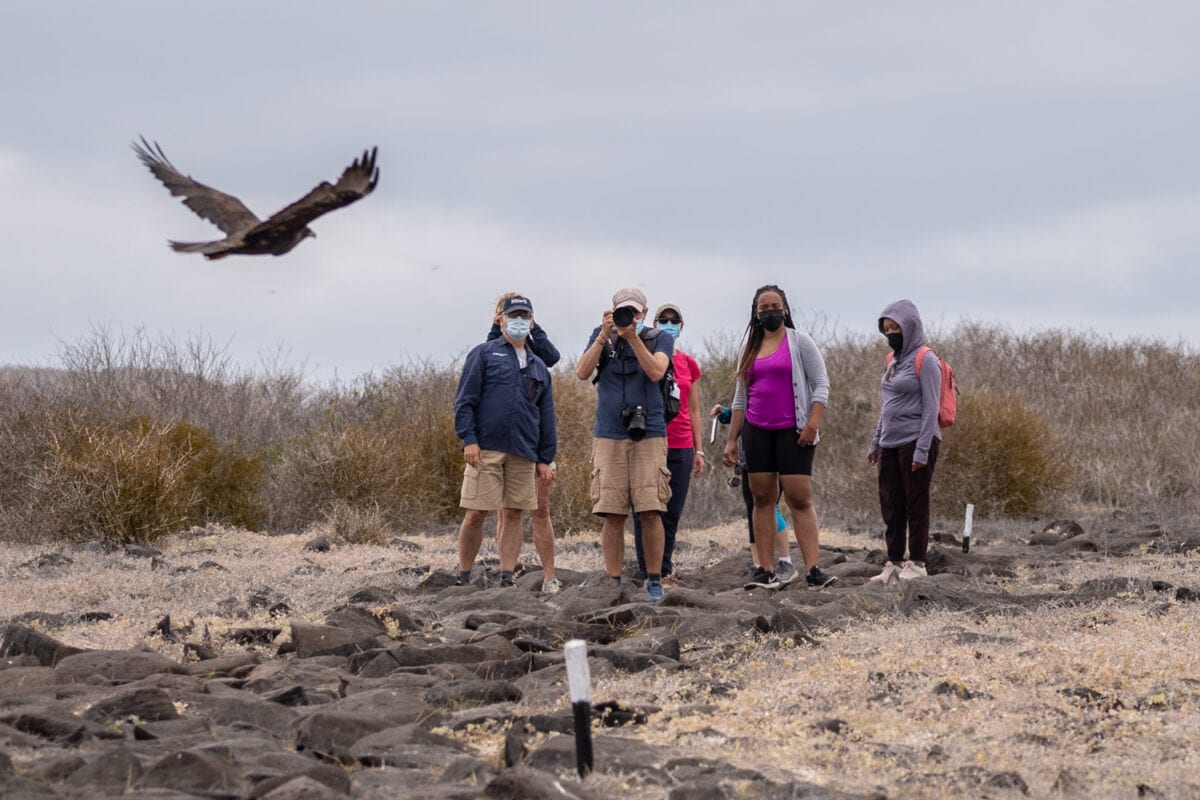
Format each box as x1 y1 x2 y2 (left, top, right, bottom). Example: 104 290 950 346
745 341 796 430
667 351 702 449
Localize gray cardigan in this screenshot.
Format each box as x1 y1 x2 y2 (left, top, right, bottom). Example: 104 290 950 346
731 328 830 443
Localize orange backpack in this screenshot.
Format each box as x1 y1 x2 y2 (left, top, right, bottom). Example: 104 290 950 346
884 346 958 428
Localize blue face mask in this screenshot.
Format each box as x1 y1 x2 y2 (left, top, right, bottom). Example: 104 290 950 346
635 320 645 334
658 322 681 339
505 318 531 340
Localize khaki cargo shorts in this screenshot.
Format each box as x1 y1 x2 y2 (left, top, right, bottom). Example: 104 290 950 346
589 436 671 515
460 449 537 511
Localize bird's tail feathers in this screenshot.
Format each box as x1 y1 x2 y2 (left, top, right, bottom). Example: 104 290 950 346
169 240 229 259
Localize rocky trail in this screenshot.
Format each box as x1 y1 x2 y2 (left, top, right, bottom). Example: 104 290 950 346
2 520 1198 799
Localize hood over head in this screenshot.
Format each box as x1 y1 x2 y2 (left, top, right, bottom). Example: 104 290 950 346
878 299 926 360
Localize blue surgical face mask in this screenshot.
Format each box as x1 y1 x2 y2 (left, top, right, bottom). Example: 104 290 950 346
658 322 681 339
505 318 531 340
635 319 645 334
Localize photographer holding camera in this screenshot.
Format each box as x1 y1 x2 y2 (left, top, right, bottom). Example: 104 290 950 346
576 287 674 602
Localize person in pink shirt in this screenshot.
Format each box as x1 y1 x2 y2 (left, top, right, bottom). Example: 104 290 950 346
633 303 705 586
721 285 834 590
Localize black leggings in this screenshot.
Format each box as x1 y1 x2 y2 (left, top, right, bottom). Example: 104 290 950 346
878 438 940 563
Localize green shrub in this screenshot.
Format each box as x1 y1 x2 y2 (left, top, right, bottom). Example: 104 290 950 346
936 391 1070 516
29 414 266 544
167 422 268 529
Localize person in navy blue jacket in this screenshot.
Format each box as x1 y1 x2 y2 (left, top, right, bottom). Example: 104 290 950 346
484 291 563 593
454 294 557 587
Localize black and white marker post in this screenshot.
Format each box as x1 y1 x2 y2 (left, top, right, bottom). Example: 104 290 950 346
962 503 974 553
564 639 594 778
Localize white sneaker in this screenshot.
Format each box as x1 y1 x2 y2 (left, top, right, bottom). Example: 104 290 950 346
869 562 899 585
541 577 563 594
898 561 927 580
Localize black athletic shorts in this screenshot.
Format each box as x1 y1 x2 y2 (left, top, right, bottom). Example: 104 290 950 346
741 420 815 476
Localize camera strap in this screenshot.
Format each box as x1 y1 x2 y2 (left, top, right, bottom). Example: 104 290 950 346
593 328 661 383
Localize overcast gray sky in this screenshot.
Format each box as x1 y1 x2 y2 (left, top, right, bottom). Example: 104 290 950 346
2 2 1196 379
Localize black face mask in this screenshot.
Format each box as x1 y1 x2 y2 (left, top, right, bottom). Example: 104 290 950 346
757 310 785 332
886 332 904 354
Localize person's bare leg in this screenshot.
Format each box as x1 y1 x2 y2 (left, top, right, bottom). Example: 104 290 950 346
457 509 488 573
747 473 781 570
497 507 524 572
530 480 555 579
775 517 791 559
781 475 819 569
601 514 628 578
637 510 664 575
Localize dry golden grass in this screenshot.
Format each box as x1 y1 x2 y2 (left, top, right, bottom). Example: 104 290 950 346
594 579 1200 798
3 524 1197 798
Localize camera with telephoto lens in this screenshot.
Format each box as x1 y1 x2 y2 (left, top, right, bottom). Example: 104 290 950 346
612 305 636 328
620 405 647 440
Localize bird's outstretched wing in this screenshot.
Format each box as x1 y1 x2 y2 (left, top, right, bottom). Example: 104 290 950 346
132 136 261 235
260 147 379 231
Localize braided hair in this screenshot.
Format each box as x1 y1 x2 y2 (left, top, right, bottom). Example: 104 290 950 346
735 284 795 381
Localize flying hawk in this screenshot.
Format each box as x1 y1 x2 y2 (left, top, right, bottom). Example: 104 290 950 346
133 137 379 259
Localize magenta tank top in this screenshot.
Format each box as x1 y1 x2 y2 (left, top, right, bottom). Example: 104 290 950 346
745 341 796 430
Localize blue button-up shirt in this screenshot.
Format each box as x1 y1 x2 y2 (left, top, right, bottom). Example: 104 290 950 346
454 337 556 464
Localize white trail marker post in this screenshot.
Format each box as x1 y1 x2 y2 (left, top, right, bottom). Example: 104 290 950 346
962 503 974 553
564 639 593 777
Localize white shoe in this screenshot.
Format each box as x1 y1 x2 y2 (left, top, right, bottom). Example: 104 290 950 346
541 577 563 594
869 562 899 585
898 561 927 580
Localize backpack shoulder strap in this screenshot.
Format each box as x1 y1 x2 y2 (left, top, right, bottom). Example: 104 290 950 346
913 345 930 377
885 345 933 375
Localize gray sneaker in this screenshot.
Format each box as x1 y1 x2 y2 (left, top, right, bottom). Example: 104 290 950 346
774 560 799 587
541 577 563 594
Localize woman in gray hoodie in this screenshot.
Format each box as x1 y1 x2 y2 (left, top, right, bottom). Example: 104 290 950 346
867 299 942 584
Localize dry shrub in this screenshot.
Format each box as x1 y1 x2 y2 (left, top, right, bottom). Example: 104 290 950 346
5 322 1199 543
266 361 464 533
52 325 308 448
546 372 599 533
936 391 1069 516
271 424 414 531
319 500 389 545
27 414 266 544
801 335 886 527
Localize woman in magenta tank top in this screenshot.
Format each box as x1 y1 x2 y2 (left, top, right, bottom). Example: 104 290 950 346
721 285 834 590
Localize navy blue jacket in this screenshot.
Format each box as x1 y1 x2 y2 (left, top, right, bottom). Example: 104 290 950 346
486 322 561 367
455 337 556 464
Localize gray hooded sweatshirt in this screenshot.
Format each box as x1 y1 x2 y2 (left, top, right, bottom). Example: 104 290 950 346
869 299 942 464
